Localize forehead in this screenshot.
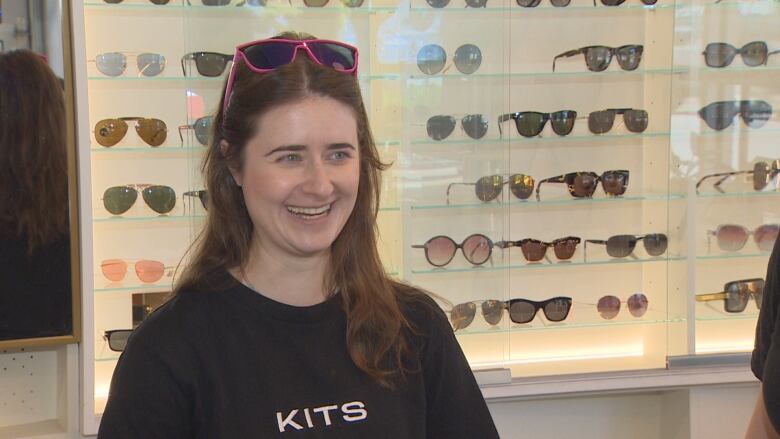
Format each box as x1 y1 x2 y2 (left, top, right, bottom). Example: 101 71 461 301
252 96 358 147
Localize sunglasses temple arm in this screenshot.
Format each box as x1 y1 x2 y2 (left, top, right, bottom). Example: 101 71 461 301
552 50 580 72
446 182 473 205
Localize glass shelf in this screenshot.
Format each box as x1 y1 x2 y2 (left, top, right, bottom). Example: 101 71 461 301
95 284 173 293
696 252 771 261
696 65 780 75
89 145 201 153
695 313 760 322
87 73 399 82
83 1 396 15
408 66 688 81
410 131 670 146
691 127 780 138
93 214 205 223
453 316 685 337
696 190 780 200
410 254 684 275
695 0 779 15
408 3 674 12
410 193 683 211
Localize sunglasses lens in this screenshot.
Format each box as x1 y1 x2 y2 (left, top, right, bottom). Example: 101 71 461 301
509 174 534 200
417 44 447 75
194 116 212 145
550 110 576 135
716 224 749 252
462 234 492 265
516 0 542 6
520 240 547 262
107 330 132 352
426 115 457 141
482 300 504 325
643 233 668 256
624 109 649 132
741 41 768 67
244 43 294 69
742 100 772 128
136 53 166 77
588 110 615 134
600 0 626 5
453 44 482 74
427 0 451 7
465 0 488 5
142 185 177 214
543 298 571 321
509 301 537 323
95 52 127 76
616 45 642 70
194 53 229 76
704 43 737 68
101 259 128 282
550 0 571 6
199 191 210 210
515 112 546 137
308 42 358 71
553 238 579 260
584 46 612 71
340 0 364 6
246 0 268 4
725 281 749 312
461 114 489 139
475 175 503 202
571 173 598 197
597 295 621 319
136 260 166 283
450 303 476 330
627 293 649 317
606 235 637 258
103 186 138 215
601 171 628 196
699 101 739 130
425 236 457 266
135 118 167 147
754 162 770 190
94 119 129 147
754 225 779 252
304 0 329 6
202 0 231 4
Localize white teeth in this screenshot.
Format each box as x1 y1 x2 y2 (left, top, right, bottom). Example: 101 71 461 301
287 205 331 216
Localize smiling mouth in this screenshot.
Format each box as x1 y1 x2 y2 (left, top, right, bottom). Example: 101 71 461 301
287 204 332 219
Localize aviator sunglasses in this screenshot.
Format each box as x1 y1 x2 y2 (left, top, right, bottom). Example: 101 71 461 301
446 174 535 204
696 160 780 194
102 184 177 215
101 259 172 284
703 41 780 68
223 38 358 114
416 44 483 75
584 233 668 259
696 278 764 313
178 116 213 146
553 45 643 72
594 293 649 319
536 170 629 201
498 110 577 138
426 114 489 140
90 52 166 77
707 224 779 253
449 297 572 330
698 100 772 131
94 117 167 147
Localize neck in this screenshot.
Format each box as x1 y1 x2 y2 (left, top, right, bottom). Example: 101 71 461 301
236 238 332 307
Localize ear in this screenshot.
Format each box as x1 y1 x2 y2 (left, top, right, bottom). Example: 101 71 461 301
221 140 243 187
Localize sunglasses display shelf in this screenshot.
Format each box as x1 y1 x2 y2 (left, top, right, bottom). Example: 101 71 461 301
667 0 780 360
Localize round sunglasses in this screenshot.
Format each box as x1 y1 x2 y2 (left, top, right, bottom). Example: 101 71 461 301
595 293 649 319
412 234 495 267
416 43 482 75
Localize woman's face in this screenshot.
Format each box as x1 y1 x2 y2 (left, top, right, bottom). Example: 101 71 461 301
229 95 360 261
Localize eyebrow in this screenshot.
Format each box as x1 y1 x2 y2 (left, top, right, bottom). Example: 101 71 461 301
265 143 356 157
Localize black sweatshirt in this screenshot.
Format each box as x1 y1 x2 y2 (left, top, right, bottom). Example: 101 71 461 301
97 271 500 438
752 237 780 432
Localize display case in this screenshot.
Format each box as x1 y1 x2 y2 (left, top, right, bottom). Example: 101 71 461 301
72 0 777 433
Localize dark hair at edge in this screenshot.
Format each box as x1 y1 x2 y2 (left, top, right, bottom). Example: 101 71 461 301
0 49 68 254
173 31 434 388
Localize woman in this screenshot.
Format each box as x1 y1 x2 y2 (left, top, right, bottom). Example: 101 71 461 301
98 32 500 438
0 50 71 340
747 237 780 438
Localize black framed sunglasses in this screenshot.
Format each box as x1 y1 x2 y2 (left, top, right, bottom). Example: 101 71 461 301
426 114 488 140
696 278 764 313
498 110 577 137
536 170 629 201
587 108 649 134
703 41 780 68
584 233 668 259
698 100 772 131
412 234 495 267
104 329 134 352
181 52 234 77
516 0 571 6
178 116 213 146
553 45 643 72
446 174 535 204
183 190 209 211
695 160 780 194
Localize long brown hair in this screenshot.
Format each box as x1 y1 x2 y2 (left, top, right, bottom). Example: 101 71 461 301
175 32 427 387
0 50 68 253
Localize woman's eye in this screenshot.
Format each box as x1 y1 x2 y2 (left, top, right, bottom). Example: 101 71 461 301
331 150 351 160
279 154 301 162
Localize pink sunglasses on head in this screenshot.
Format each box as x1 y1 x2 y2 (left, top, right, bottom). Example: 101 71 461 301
222 38 360 114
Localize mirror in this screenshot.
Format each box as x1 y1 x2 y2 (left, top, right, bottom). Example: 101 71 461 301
0 0 80 348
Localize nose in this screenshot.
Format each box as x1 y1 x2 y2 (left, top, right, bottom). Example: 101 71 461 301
301 157 335 198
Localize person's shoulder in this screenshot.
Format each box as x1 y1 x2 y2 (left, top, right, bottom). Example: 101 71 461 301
392 281 450 337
